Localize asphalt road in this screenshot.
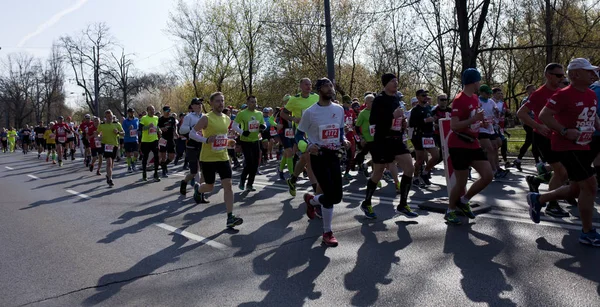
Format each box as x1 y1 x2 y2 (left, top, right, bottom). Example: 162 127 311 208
1 151 599 307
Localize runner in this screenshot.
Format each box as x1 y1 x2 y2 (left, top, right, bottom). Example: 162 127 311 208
174 111 188 168
53 117 71 166
354 94 375 177
139 106 161 182
178 98 208 203
477 85 507 178
516 63 571 217
277 95 296 180
192 92 243 228
432 94 452 163
0 128 7 153
7 127 17 152
341 95 357 180
409 89 439 186
233 96 265 192
491 87 511 169
261 107 276 162
97 110 124 187
361 73 418 219
34 121 47 159
43 123 57 163
514 85 540 170
19 125 32 154
299 78 346 247
79 114 94 166
158 106 178 178
65 116 76 160
122 108 140 173
281 78 320 196
87 117 103 175
531 58 600 246
445 68 493 224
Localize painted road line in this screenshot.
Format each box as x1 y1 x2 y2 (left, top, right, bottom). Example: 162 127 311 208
65 189 91 200
155 223 228 250
27 174 40 180
5 166 14 170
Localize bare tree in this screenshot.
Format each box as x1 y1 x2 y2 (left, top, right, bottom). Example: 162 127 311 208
42 43 65 123
0 53 36 128
105 48 137 116
456 0 492 71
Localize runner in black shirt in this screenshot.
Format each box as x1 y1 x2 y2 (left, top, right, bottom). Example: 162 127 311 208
34 122 47 158
20 125 33 154
158 106 178 177
409 89 440 186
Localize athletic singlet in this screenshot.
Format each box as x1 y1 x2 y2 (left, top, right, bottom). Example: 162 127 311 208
200 112 231 162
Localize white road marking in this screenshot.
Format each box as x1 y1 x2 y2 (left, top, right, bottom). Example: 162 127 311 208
65 189 91 199
5 166 14 170
478 213 583 231
27 174 40 180
155 223 228 250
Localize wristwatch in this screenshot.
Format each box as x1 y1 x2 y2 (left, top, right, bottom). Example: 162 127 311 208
560 127 568 136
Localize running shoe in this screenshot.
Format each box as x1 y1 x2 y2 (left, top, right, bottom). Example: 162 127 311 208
238 182 245 191
89 164 94 172
278 169 285 180
456 200 475 219
128 166 132 173
304 193 316 220
286 178 296 197
360 201 377 219
246 185 256 192
397 204 419 217
322 231 339 247
226 215 244 228
180 180 187 195
565 198 577 207
526 176 540 193
579 229 600 247
545 202 569 218
420 173 432 185
536 163 548 176
153 174 161 182
343 173 352 181
444 211 462 225
527 192 544 224
513 159 522 172
193 185 202 204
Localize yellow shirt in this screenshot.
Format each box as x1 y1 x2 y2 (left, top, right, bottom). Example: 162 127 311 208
44 130 56 144
200 112 231 162
140 115 159 143
7 130 17 140
284 93 319 119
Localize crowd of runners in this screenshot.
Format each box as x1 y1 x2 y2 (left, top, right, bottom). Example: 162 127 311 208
3 58 600 248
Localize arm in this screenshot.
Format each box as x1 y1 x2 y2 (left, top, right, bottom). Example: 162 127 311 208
189 116 209 143
516 104 538 128
232 121 244 134
178 115 192 135
450 112 481 131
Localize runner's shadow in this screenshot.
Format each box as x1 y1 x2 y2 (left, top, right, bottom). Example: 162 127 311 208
82 234 207 306
230 199 304 257
238 222 329 307
344 221 415 306
19 194 79 210
536 234 600 296
443 223 516 306
237 187 283 207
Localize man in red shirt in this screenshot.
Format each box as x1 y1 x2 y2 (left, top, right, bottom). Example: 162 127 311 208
446 68 493 224
79 114 94 167
87 117 103 175
516 63 571 217
532 58 600 246
342 95 357 180
52 116 72 167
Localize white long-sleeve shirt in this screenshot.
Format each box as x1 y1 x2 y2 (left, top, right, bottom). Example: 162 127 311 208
179 112 203 135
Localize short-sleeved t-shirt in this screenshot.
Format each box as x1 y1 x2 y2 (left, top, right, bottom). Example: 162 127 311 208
87 125 99 149
234 109 264 142
158 116 177 141
448 91 481 149
43 130 56 144
53 123 70 137
122 118 139 143
524 85 558 134
285 93 319 120
356 109 374 142
34 127 47 139
97 122 124 146
140 115 159 143
297 102 344 150
545 85 598 151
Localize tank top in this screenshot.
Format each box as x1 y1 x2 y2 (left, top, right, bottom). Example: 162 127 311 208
200 112 231 162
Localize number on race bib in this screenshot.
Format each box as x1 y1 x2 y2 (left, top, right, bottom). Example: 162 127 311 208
270 128 278 136
104 144 114 152
369 125 375 136
319 124 340 145
285 128 294 139
37 133 44 138
129 129 137 137
248 120 260 132
212 135 228 151
158 138 167 147
391 118 403 131
576 126 594 145
148 127 157 135
422 137 435 149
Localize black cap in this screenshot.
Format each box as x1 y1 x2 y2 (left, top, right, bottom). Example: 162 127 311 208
163 106 171 112
381 73 397 86
191 97 203 105
127 108 135 113
416 89 429 96
179 112 185 117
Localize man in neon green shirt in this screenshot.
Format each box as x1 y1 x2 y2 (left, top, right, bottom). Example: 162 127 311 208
233 96 265 192
280 78 319 197
7 128 17 152
355 94 375 177
97 110 124 187
139 105 161 182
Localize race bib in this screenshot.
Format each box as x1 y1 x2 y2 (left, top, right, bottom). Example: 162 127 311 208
58 127 65 133
37 133 44 138
212 134 228 151
270 128 278 136
129 129 137 137
148 127 157 135
285 128 294 139
58 137 66 143
345 116 353 128
354 134 361 142
67 132 74 138
576 126 594 145
422 137 435 149
104 144 114 152
159 138 167 147
319 124 340 145
391 118 403 131
227 130 237 139
94 138 101 148
24 131 30 136
369 125 375 136
248 120 260 132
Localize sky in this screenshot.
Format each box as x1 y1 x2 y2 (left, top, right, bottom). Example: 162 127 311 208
0 0 186 107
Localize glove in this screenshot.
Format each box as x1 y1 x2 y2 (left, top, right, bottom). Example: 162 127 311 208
242 131 250 137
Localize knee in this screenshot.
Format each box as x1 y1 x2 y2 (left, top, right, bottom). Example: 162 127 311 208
480 169 494 184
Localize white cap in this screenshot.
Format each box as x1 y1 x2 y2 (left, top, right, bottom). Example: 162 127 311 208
263 107 270 113
410 97 418 104
567 58 599 71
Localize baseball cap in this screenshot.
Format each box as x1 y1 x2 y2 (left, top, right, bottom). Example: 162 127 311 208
567 58 599 71
241 104 248 110
163 106 171 112
84 114 91 118
263 107 270 113
462 68 482 85
127 108 135 113
190 97 203 105
416 89 429 96
479 84 492 94
58 116 64 120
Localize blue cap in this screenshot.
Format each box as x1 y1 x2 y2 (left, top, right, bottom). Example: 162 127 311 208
241 104 247 110
462 68 482 85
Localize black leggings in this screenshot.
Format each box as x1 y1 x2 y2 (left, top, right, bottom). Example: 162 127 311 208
240 140 260 186
355 141 372 167
518 125 541 163
310 150 343 208
141 141 159 174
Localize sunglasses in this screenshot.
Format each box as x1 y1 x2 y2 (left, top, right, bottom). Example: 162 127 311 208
439 98 448 101
549 73 564 78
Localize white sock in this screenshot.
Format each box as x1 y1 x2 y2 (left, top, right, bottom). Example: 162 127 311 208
310 195 321 206
460 196 470 204
322 207 333 233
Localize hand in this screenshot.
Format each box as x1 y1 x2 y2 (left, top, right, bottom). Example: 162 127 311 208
344 140 351 149
393 107 404 119
293 117 301 124
473 109 484 122
206 135 216 143
537 124 551 137
242 131 250 137
307 144 319 155
565 128 579 141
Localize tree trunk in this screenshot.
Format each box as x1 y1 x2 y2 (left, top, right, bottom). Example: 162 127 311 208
544 0 553 64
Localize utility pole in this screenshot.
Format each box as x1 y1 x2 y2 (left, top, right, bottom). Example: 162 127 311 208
324 0 335 84
94 46 100 117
